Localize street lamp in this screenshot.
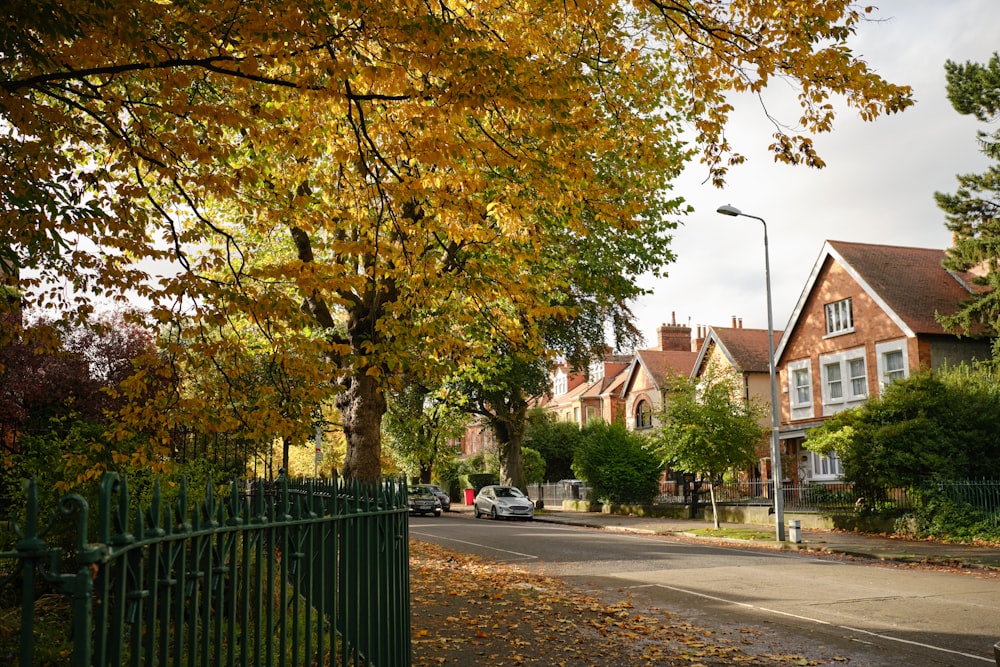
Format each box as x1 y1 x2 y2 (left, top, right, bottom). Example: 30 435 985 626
717 204 786 541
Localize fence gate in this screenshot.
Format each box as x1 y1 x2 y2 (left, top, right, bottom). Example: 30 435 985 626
1 471 411 666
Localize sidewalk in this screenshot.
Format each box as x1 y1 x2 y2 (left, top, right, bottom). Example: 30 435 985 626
453 503 1000 570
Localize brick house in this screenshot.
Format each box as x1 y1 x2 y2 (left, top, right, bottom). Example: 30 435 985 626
541 354 632 426
775 240 993 484
619 316 699 432
690 320 781 488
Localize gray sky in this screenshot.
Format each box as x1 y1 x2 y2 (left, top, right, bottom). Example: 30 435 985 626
630 0 1000 348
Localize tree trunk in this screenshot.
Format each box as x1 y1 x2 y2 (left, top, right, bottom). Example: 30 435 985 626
336 367 386 481
492 401 527 491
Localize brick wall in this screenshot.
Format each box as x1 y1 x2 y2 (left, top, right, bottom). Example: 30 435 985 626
779 258 909 425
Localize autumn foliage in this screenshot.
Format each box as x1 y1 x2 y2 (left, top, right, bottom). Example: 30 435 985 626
2 1 912 479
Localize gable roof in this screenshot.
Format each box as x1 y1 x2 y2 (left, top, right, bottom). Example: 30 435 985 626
692 326 781 377
620 349 699 397
776 240 984 360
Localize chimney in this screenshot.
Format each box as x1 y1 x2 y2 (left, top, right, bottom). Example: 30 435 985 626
738 318 743 329
731 315 737 328
657 313 693 352
692 324 706 352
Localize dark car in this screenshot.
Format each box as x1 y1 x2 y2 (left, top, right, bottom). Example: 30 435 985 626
473 485 534 520
416 484 451 512
408 486 441 516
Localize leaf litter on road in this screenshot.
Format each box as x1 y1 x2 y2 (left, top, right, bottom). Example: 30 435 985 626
409 539 850 666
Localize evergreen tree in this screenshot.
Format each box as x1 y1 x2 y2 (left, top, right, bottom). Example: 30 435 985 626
936 53 1000 340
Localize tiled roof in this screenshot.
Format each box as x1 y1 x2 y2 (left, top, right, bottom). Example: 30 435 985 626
709 327 781 374
828 240 980 335
636 349 699 387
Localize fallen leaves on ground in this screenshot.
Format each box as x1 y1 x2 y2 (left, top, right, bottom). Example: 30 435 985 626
409 539 847 666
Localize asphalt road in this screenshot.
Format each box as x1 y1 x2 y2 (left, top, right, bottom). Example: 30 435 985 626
410 512 1000 666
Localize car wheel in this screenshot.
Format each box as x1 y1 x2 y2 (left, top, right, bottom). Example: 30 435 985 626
490 506 499 520
434 510 441 517
474 506 480 518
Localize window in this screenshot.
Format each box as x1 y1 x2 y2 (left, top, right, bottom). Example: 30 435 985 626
792 368 811 406
585 406 597 423
787 359 813 420
849 357 867 396
819 348 866 414
810 450 843 480
635 400 653 429
825 298 853 335
553 370 567 396
875 339 909 394
824 362 842 400
884 350 905 381
589 361 605 382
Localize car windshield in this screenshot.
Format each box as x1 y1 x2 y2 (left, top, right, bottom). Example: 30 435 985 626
495 487 524 498
409 488 431 496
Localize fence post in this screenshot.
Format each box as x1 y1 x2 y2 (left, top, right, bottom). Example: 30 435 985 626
14 478 44 667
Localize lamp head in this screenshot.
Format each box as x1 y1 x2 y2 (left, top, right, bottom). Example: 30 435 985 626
717 204 741 217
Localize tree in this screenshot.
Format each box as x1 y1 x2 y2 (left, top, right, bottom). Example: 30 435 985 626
936 53 1000 340
521 447 546 486
383 379 465 484
651 374 766 528
804 367 1000 497
523 409 585 482
0 310 155 500
453 344 552 491
3 1 913 480
572 421 661 505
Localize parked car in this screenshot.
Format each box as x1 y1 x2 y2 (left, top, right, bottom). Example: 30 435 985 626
416 484 451 512
473 485 534 521
408 486 441 516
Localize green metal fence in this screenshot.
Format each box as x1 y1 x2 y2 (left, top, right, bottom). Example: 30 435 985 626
1 471 411 666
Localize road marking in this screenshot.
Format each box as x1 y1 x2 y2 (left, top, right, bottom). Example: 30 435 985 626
633 582 993 664
409 531 538 560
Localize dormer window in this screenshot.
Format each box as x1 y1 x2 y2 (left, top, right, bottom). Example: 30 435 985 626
825 298 853 335
553 370 568 396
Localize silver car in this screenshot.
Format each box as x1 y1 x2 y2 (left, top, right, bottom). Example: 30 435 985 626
473 485 534 521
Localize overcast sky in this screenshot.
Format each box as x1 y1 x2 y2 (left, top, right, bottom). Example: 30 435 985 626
629 0 1000 349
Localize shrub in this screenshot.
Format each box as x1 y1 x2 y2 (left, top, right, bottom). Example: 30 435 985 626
572 422 660 505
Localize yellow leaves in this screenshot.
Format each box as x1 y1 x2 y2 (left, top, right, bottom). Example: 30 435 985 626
409 539 839 666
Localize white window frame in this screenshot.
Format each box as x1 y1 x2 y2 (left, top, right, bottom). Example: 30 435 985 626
787 359 813 420
635 399 653 430
819 347 867 415
824 297 854 336
553 370 568 396
810 450 843 481
875 339 909 395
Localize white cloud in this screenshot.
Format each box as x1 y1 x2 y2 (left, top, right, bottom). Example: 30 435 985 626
631 0 1000 348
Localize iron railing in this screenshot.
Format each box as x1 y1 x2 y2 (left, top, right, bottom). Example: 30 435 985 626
528 481 591 504
654 479 915 512
1 471 411 666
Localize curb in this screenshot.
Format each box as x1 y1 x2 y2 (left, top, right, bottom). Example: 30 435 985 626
529 513 1000 570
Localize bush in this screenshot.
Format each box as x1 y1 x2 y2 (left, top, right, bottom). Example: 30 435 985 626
572 422 660 505
524 409 583 481
905 485 1000 543
522 446 545 485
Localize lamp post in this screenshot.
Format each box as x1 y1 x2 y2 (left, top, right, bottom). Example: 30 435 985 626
717 204 786 541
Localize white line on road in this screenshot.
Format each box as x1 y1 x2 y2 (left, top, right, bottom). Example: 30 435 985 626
630 582 993 663
409 531 538 561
